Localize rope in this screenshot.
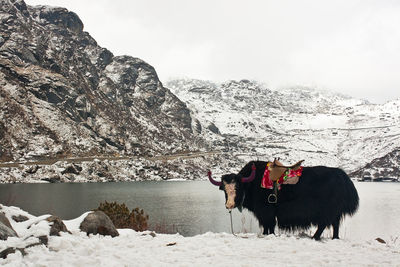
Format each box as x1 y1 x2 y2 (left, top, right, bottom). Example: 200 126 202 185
229 210 250 239
229 210 237 237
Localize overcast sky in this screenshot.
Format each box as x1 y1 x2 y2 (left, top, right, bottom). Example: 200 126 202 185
26 0 400 103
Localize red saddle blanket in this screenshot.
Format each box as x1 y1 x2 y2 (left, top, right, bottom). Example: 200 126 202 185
261 163 303 189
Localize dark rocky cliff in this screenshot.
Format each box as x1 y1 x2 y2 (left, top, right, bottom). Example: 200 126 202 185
350 148 400 180
0 0 197 163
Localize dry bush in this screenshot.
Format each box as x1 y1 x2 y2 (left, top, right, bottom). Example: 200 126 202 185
96 201 148 231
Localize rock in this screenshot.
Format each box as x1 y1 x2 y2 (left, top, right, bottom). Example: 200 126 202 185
12 214 29 222
32 6 84 34
0 212 18 240
26 235 48 247
26 215 70 236
0 247 26 259
61 164 82 175
194 119 202 134
25 165 40 174
41 175 61 183
79 211 119 237
0 235 48 259
0 212 13 229
46 215 71 236
207 122 220 135
37 235 49 246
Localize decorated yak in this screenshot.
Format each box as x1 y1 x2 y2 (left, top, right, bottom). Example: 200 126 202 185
208 160 359 240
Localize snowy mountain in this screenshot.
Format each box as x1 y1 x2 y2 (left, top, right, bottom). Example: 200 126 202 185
166 79 400 179
0 0 200 161
0 0 213 182
1 0 398 183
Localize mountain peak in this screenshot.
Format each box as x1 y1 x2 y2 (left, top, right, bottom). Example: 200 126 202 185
0 0 199 164
29 5 84 34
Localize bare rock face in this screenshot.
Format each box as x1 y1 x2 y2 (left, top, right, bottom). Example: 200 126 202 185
32 5 83 34
79 211 119 237
350 148 400 180
0 0 198 167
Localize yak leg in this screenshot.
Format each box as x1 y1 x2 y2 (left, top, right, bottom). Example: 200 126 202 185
262 217 276 235
332 217 340 239
263 223 275 235
312 224 326 240
259 209 276 235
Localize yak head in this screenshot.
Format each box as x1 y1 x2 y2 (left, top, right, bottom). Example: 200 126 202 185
208 164 256 210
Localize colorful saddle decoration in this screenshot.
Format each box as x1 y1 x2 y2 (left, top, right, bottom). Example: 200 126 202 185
261 159 304 190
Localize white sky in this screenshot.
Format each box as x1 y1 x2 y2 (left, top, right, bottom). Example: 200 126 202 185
25 0 400 103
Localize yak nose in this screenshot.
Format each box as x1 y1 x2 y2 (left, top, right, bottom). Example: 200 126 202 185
225 200 235 210
224 183 236 210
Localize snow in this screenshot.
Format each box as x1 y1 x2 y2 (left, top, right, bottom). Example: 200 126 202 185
63 211 91 233
166 79 400 174
5 232 400 267
1 205 399 266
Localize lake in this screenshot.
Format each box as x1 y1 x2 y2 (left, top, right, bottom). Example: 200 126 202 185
0 181 399 241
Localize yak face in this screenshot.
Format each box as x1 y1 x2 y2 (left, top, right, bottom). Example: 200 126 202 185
208 163 256 211
220 174 245 210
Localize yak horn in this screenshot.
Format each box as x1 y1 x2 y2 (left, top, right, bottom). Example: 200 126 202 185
241 163 256 183
208 170 222 186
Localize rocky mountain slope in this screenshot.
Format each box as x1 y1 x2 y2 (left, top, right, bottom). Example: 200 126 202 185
167 79 400 179
1 0 398 183
0 0 215 182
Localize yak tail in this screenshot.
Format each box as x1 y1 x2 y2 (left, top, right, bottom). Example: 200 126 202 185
340 169 359 216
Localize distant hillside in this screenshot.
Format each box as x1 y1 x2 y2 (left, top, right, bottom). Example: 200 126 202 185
350 148 400 180
167 79 400 179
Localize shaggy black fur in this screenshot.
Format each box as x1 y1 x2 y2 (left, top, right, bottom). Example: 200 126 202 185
219 161 359 240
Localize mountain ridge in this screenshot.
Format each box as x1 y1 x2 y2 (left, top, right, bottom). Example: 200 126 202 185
167 78 400 179
1 0 398 182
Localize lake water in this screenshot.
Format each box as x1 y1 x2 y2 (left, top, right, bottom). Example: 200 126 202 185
0 181 399 241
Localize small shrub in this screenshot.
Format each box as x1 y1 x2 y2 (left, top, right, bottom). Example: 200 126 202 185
96 201 149 231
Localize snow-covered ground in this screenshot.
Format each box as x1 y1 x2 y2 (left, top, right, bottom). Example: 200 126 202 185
1 204 400 266
4 231 400 266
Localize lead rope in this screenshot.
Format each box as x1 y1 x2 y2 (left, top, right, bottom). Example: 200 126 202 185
229 210 238 237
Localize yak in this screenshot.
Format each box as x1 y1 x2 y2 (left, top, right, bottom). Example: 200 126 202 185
208 160 359 240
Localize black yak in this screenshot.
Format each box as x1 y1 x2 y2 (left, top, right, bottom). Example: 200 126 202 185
208 160 359 240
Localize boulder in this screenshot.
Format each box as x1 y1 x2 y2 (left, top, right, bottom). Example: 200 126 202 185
33 6 84 34
0 247 26 259
61 164 82 175
46 215 71 236
80 211 119 237
0 212 18 240
12 214 29 222
41 175 61 183
207 122 220 135
0 235 48 259
25 165 40 174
